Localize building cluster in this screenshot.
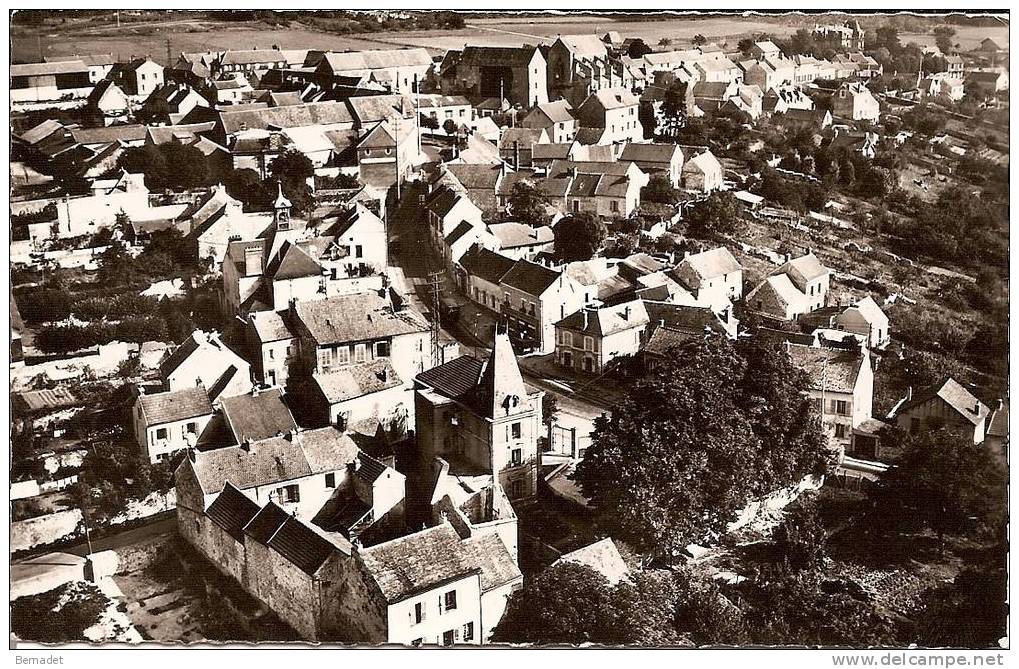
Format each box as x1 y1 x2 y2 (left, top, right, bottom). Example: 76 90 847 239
9 25 1009 645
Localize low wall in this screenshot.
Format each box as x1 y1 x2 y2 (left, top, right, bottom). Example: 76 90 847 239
11 508 84 553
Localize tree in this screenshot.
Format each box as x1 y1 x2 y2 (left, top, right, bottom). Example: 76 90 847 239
420 114 439 130
659 81 691 138
868 427 1006 544
692 34 707 46
506 180 551 228
442 118 458 137
96 240 138 287
737 38 754 56
574 337 831 556
934 26 956 55
642 174 679 205
915 546 1007 648
627 38 653 59
772 492 828 572
492 562 622 645
541 393 559 425
685 191 745 239
224 168 267 209
269 149 314 214
553 212 606 262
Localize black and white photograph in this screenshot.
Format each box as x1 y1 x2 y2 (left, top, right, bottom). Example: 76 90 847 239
7 6 1011 658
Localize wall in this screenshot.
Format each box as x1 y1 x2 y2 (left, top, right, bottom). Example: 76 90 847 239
178 504 247 585
480 580 521 642
385 572 482 646
11 508 83 553
244 536 322 640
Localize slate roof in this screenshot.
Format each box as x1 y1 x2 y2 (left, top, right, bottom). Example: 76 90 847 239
294 293 428 346
528 99 575 124
13 387 79 414
499 127 547 150
445 220 477 247
585 88 639 110
757 274 810 311
17 119 66 145
460 45 540 67
220 49 287 66
896 377 990 426
137 386 213 426
557 35 608 59
265 241 322 281
221 388 298 443
619 142 682 164
445 163 502 191
319 48 431 72
786 345 864 394
242 501 291 543
459 244 516 285
416 355 486 401
778 252 830 284
644 302 720 333
159 333 203 379
46 53 116 67
11 60 87 77
359 522 520 603
206 482 261 542
500 259 561 297
355 452 388 484
644 325 702 356
70 125 148 145
532 142 576 161
313 359 402 404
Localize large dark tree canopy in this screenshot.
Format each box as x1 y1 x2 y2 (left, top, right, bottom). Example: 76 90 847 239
575 336 833 555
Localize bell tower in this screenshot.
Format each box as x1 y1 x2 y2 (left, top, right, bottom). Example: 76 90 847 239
273 181 292 231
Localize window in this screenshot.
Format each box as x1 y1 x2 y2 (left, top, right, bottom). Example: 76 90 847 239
443 590 457 612
833 399 850 416
364 148 371 156
276 484 300 503
186 422 197 435
562 331 573 347
413 602 426 624
511 448 522 466
286 345 293 357
611 200 619 212
375 341 390 357
336 346 350 365
268 348 275 360
462 622 475 642
584 336 594 351
325 473 336 488
155 427 168 441
442 630 455 646
354 343 367 363
835 424 848 439
511 422 521 440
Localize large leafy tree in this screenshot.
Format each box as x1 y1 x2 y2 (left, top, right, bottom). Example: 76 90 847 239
552 212 606 262
269 149 315 214
506 180 551 228
868 427 1006 544
659 81 691 139
915 544 1007 648
575 336 831 556
684 191 746 239
491 561 622 645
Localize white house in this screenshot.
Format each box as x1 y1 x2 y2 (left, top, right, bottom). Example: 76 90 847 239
133 385 215 463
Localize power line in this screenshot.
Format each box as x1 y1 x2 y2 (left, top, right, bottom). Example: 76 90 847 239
426 270 444 367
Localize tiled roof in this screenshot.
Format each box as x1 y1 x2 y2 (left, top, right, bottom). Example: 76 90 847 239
355 452 388 484
554 538 629 585
500 259 561 297
221 388 298 444
312 359 402 404
445 163 502 190
529 99 575 124
300 427 362 473
265 241 322 281
897 377 990 426
219 102 353 136
242 501 291 543
294 293 428 346
11 60 87 77
249 310 294 343
460 45 540 67
676 247 742 286
359 522 520 603
320 48 431 72
558 35 608 59
70 125 148 145
777 252 829 284
585 88 639 110
499 127 547 150
17 119 66 145
206 482 261 543
488 222 553 249
644 301 720 333
138 386 213 426
416 355 486 400
264 513 343 574
459 244 516 285
644 326 701 356
220 49 287 66
557 299 648 336
786 345 864 394
619 142 682 164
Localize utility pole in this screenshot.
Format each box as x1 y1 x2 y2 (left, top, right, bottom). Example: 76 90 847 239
413 72 422 158
393 114 402 202
427 270 444 367
166 37 172 67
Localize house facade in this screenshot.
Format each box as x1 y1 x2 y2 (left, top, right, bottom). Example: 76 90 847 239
555 299 650 374
133 386 215 463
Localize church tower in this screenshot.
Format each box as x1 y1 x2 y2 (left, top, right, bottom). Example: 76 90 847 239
273 181 292 231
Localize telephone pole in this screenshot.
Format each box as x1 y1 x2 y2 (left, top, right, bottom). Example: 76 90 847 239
427 270 444 367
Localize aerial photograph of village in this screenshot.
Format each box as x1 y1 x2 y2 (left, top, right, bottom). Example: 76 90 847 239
7 8 1010 653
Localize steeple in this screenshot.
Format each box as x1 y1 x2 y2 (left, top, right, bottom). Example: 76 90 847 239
273 181 292 231
477 327 527 419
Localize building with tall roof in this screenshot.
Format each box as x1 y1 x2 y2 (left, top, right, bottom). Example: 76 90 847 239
414 332 544 501
440 45 548 107
576 87 644 146
672 246 743 314
787 343 873 449
746 252 831 321
520 99 579 143
892 377 991 445
159 330 253 400
555 299 650 374
133 385 215 463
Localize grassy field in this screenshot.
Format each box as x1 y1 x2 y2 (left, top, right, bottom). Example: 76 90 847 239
14 14 800 63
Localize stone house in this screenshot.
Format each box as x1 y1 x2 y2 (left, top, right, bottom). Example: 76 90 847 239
499 260 585 354
114 57 165 97
246 310 298 388
554 299 650 374
787 344 873 449
576 87 644 147
133 385 215 463
834 296 890 349
680 148 723 193
671 246 743 314
459 245 517 313
498 127 550 169
618 142 684 188
159 330 253 400
520 99 579 143
831 82 881 122
746 252 831 321
440 46 548 107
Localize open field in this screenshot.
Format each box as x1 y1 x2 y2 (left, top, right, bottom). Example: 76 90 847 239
14 15 800 63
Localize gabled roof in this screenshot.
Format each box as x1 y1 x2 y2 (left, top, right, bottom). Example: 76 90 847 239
897 377 990 426
841 296 888 327
500 259 562 297
676 247 742 287
499 127 548 150
218 102 354 136
70 125 148 145
46 53 116 67
220 388 298 444
313 359 402 404
220 49 288 66
294 293 428 346
459 244 516 285
206 482 261 542
416 354 486 401
488 222 553 249
755 273 810 311
265 241 322 281
786 344 865 394
554 538 629 585
359 522 520 603
556 299 649 336
11 60 88 77
460 45 541 67
619 142 682 164
584 87 639 111
476 332 528 419
318 48 431 73
777 252 829 284
556 35 609 59
527 99 575 125
137 386 214 426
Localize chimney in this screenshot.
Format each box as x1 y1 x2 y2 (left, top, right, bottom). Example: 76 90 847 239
623 305 630 320
285 429 297 442
241 438 251 452
187 446 196 463
973 402 981 414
